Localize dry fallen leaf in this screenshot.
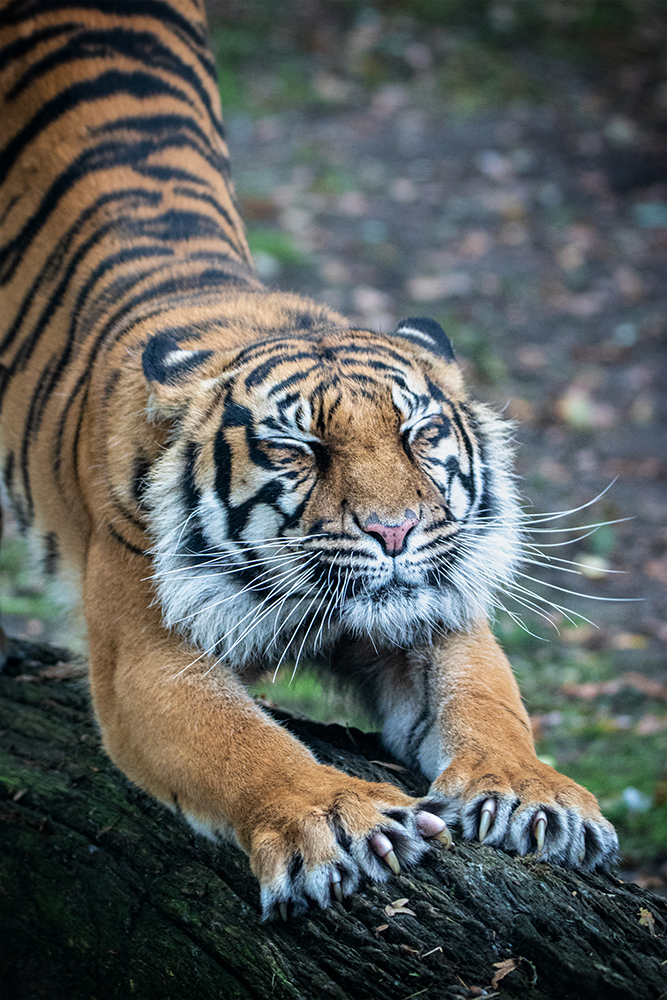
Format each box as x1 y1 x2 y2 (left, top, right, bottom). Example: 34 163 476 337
639 907 656 936
384 898 416 917
491 957 519 989
562 672 667 702
15 661 87 683
39 662 87 680
374 923 389 936
369 760 408 773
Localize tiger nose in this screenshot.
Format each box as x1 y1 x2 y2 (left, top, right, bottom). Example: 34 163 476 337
362 510 420 556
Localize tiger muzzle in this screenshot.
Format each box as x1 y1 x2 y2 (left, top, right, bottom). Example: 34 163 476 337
362 511 420 556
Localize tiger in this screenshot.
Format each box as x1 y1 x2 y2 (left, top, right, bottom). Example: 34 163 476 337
0 0 618 920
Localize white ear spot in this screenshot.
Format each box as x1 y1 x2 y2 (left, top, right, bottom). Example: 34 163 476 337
396 324 438 348
395 317 455 361
163 349 199 367
142 333 214 385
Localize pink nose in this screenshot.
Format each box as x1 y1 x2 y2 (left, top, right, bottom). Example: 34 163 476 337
363 511 419 556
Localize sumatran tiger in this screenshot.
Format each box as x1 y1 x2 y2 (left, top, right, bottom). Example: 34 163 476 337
0 0 618 919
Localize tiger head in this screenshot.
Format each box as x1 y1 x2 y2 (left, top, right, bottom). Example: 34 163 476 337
142 313 521 671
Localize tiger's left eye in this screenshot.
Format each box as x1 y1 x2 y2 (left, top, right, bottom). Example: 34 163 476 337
259 438 320 469
405 414 443 443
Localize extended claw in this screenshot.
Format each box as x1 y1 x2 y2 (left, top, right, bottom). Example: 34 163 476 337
279 902 289 922
435 826 452 849
415 810 452 849
533 810 548 854
370 831 401 874
478 798 496 842
384 848 400 875
331 871 343 903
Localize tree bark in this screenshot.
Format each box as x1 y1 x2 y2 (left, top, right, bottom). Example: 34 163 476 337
0 640 665 1000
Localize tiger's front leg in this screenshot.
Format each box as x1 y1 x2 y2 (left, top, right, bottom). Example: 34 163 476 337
376 622 618 869
84 534 449 919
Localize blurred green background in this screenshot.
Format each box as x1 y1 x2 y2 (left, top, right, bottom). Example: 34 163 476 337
3 0 665 885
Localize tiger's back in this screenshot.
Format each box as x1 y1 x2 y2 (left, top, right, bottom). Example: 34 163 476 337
0 0 259 566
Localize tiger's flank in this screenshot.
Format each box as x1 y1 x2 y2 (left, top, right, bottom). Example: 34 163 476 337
0 0 618 920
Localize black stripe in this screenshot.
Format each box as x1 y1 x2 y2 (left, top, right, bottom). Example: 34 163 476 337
7 25 224 140
96 114 229 175
0 134 208 284
1 234 172 408
0 23 75 86
0 1 209 61
107 522 146 557
7 247 177 516
178 443 207 558
0 69 195 189
244 352 317 389
0 187 161 355
132 456 152 506
109 493 147 533
323 340 419 368
173 184 236 230
42 531 60 575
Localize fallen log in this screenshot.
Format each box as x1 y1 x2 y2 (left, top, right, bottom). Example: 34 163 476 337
0 640 665 1000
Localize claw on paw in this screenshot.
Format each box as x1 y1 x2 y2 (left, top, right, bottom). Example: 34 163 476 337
279 902 289 922
330 870 343 903
435 826 453 849
384 849 400 874
532 810 548 854
478 798 496 842
416 810 446 837
370 831 401 874
415 810 452 847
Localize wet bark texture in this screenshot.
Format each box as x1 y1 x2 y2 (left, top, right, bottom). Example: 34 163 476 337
0 640 665 1000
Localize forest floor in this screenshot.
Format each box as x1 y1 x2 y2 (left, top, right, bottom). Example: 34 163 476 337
1 3 665 890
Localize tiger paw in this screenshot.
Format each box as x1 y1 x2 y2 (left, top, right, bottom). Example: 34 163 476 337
239 770 450 920
430 755 618 870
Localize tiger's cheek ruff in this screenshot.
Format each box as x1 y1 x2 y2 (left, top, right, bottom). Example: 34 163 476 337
144 398 337 670
439 399 524 621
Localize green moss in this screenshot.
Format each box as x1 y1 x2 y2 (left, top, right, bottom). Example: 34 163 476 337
0 748 69 797
0 535 63 626
437 40 544 115
246 227 308 265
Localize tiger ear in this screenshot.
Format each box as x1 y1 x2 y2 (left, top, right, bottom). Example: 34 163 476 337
394 317 455 362
142 333 214 386
142 333 224 419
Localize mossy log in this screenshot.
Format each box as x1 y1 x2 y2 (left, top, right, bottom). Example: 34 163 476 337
0 640 665 1000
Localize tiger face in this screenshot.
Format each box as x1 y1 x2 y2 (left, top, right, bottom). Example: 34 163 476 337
145 317 521 672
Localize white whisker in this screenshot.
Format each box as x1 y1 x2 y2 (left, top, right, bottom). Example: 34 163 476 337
516 571 643 603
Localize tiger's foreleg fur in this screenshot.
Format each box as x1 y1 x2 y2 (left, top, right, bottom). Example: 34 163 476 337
356 623 618 869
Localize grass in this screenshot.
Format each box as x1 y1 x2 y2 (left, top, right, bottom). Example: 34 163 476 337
0 535 62 628
246 227 308 266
